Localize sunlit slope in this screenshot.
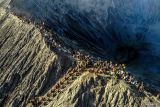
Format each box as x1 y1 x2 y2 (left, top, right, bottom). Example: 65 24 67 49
27 72 160 107
0 5 160 107
0 8 72 107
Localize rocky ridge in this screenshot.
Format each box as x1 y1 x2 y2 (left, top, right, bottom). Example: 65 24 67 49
0 8 73 107
0 8 160 107
28 53 160 107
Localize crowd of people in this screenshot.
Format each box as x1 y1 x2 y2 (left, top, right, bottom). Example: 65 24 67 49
29 52 150 106
10 11 159 107
11 10 73 56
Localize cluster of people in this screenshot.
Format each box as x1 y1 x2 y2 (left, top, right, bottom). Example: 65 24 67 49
11 10 75 57
12 12 158 106
73 52 146 92
29 51 149 106
73 51 125 71
29 67 84 106
40 28 73 55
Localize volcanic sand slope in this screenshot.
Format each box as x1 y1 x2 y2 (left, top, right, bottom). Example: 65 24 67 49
28 71 160 107
52 72 159 107
0 8 160 107
0 8 73 107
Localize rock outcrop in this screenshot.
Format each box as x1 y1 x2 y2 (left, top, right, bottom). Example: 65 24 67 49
0 8 160 107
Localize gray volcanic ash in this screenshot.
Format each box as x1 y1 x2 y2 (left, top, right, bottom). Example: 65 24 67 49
0 0 160 107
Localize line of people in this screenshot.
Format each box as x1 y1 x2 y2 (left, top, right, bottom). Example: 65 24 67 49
12 12 159 106
11 11 77 58
29 51 152 106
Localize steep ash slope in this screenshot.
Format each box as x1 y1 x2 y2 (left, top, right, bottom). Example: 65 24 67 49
46 72 160 107
27 52 160 107
4 0 160 89
0 8 73 107
0 7 160 107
